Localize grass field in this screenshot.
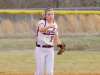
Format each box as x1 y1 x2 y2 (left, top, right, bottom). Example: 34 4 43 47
0 38 100 51
0 52 100 74
0 38 100 75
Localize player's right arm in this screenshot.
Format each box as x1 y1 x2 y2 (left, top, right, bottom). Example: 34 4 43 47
39 24 56 32
39 24 50 32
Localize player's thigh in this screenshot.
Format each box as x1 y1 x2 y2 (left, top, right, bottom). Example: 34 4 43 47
46 48 54 72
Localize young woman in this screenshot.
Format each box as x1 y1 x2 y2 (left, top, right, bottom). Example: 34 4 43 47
34 7 61 75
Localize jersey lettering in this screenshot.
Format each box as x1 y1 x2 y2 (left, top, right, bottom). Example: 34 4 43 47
50 36 54 42
42 30 56 35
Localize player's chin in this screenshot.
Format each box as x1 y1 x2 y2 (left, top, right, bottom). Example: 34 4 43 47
50 18 54 21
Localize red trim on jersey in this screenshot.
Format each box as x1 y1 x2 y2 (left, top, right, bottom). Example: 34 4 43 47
36 27 39 37
36 19 55 45
44 19 46 27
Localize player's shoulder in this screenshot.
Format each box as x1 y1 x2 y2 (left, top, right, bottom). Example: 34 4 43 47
54 21 58 27
38 19 46 25
54 21 57 25
38 19 45 22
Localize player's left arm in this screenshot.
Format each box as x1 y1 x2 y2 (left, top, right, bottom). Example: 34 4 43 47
54 35 66 55
54 35 61 45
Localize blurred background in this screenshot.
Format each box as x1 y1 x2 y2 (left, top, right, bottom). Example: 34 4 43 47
0 0 100 38
0 1 100 73
0 0 100 51
0 0 100 8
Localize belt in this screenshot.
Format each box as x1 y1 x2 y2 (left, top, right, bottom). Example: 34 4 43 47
36 44 53 48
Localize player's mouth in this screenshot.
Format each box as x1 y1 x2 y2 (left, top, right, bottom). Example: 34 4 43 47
50 18 53 20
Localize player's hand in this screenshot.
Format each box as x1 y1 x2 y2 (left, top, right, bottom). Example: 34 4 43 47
49 25 56 30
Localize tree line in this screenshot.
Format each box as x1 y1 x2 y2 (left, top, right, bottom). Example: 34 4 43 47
0 0 100 9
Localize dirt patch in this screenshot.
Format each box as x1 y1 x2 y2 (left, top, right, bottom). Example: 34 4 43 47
0 73 100 75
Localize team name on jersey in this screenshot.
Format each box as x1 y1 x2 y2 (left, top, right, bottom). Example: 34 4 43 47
42 30 57 35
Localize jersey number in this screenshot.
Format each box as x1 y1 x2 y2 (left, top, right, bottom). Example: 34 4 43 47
50 36 54 42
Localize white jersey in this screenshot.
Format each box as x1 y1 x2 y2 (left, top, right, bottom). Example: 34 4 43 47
36 20 58 46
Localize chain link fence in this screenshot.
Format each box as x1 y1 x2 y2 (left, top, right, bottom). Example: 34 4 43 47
0 7 100 38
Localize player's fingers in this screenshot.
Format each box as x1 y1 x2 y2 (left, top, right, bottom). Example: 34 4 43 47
53 28 56 30
50 25 56 29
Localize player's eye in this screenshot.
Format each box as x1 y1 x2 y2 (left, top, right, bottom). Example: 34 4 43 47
48 14 50 16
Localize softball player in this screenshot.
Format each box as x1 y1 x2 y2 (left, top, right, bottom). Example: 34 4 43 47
34 7 61 75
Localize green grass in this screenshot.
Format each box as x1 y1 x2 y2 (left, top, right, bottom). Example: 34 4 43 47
54 52 100 73
0 38 35 50
0 38 100 51
0 52 100 74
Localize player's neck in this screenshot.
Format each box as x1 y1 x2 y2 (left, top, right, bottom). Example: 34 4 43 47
47 20 53 25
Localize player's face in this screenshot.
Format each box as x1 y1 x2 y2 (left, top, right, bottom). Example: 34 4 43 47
45 11 54 22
